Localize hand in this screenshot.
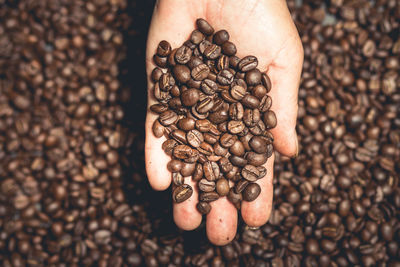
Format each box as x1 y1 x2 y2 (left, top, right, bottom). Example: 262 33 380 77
145 0 303 245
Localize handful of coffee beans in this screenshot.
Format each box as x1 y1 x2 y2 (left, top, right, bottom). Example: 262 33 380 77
150 18 276 214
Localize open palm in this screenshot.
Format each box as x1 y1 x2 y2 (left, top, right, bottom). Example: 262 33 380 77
145 0 303 245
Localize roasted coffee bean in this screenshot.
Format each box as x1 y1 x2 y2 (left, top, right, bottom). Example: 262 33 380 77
241 94 260 109
218 157 233 173
191 64 210 81
180 162 196 177
196 18 214 35
167 159 183 172
243 109 261 127
181 88 200 106
235 179 249 194
249 136 267 154
196 201 211 215
159 110 178 126
187 130 204 148
209 109 229 124
190 30 204 44
204 44 222 59
173 145 195 159
216 55 230 71
243 183 261 202
238 56 258 72
157 40 172 57
151 67 163 82
203 133 218 144
192 163 203 181
252 84 267 99
217 69 234 85
173 184 193 203
199 191 219 202
228 102 244 120
203 161 220 181
187 56 204 69
222 41 237 56
246 152 267 166
152 120 164 138
196 97 214 114
172 172 184 185
201 79 218 95
198 179 216 192
216 178 229 196
177 117 195 131
168 48 178 66
213 30 229 45
259 95 272 112
173 64 191 83
170 129 187 144
150 103 168 114
229 155 247 167
228 188 242 209
159 73 175 91
245 69 262 86
153 54 168 68
228 120 245 134
249 120 266 135
263 110 277 129
199 39 212 54
162 139 178 156
230 140 245 156
214 143 228 156
198 141 214 156
241 165 260 182
175 46 192 64
220 133 237 148
261 73 272 92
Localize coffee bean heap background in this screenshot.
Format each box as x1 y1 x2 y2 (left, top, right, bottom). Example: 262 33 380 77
150 19 276 213
0 0 399 266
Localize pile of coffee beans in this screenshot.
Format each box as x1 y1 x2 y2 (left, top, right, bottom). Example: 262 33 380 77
0 0 399 266
150 19 276 213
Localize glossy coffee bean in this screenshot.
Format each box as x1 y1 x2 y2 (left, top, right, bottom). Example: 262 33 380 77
241 165 260 182
238 56 258 72
199 191 219 202
213 30 229 45
203 161 220 181
216 178 229 196
167 159 183 172
196 18 214 35
187 130 204 148
173 65 191 83
249 136 267 154
198 179 216 192
173 184 193 203
177 117 195 131
245 69 262 86
175 46 192 64
197 201 211 215
243 183 261 202
157 40 171 57
263 110 277 129
222 41 237 56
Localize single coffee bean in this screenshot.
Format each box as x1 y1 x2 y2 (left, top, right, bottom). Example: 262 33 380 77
157 40 172 57
191 105 209 119
220 133 237 148
249 120 266 135
243 183 261 202
159 73 175 91
216 55 230 71
196 202 211 215
203 161 220 181
173 184 193 203
243 108 261 127
229 56 241 69
249 136 267 154
192 163 203 181
216 178 229 196
241 94 260 109
162 139 178 156
203 133 218 144
238 56 258 72
222 41 237 56
213 30 229 45
170 85 181 96
204 44 222 59
175 46 192 64
173 64 191 83
259 95 272 112
177 117 195 131
196 18 214 35
261 73 272 92
187 56 204 69
240 132 254 151
230 85 247 100
198 179 216 192
219 157 233 173
228 120 245 134
228 102 244 121
172 172 185 185
199 191 219 202
199 39 212 54
187 129 204 148
190 29 204 44
245 68 262 86
151 67 163 82
167 159 183 172
196 97 214 113
152 120 164 138
159 110 178 126
214 142 228 156
246 152 267 166
201 79 218 95
235 179 249 193
251 85 267 99
168 97 183 110
153 54 168 68
173 145 195 159
170 129 187 144
181 88 200 106
242 165 260 182
217 69 234 85
263 110 277 128
209 109 229 124
229 155 247 167
191 64 210 81
150 103 168 114
180 162 196 177
198 141 214 156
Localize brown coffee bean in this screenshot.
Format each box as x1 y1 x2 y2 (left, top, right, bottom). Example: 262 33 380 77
170 129 187 144
220 133 237 148
213 30 229 45
196 202 211 215
198 179 216 192
159 73 175 91
263 110 277 129
228 120 245 134
241 94 260 109
190 30 204 44
259 95 272 112
151 67 163 82
214 142 228 156
175 45 192 64
217 69 234 85
249 136 267 154
173 145 196 160
238 56 258 72
157 40 171 57
181 88 200 106
162 139 178 155
216 178 229 196
191 64 210 81
201 79 218 95
153 54 168 68
186 129 204 148
192 163 203 181
199 191 219 202
196 97 214 113
173 64 191 83
228 102 244 121
227 188 242 209
150 103 168 114
159 110 178 126
245 69 262 85
246 152 267 166
204 44 221 60
243 183 261 202
241 165 260 182
203 161 220 181
152 120 164 138
230 85 246 100
172 172 184 185
216 55 230 71
180 163 196 177
230 140 245 156
222 41 237 56
173 184 193 203
243 108 261 127
229 155 247 167
203 133 218 144
196 18 214 35
167 159 183 172
209 109 229 124
251 85 267 99
177 117 195 131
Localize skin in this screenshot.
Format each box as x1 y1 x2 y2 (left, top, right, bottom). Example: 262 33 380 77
145 0 303 246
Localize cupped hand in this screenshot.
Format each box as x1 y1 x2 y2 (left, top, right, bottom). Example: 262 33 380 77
145 0 303 245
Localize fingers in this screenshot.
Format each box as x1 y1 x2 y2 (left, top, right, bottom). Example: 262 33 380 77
173 178 202 230
206 197 238 246
241 153 274 226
